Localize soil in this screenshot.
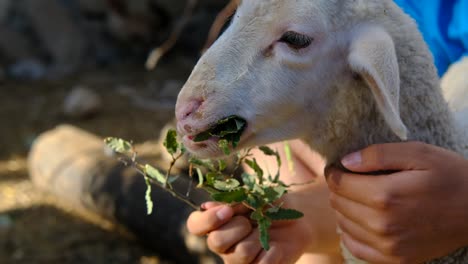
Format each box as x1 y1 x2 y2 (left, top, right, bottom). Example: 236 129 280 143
0 58 199 264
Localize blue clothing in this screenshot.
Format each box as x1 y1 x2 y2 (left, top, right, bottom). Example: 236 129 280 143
395 0 468 76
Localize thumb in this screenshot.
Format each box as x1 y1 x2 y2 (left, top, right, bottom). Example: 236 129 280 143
341 142 429 173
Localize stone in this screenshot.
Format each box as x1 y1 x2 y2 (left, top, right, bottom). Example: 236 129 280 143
24 0 87 74
0 214 12 230
63 86 102 118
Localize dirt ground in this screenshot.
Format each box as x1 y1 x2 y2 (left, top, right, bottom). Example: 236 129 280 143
0 58 199 264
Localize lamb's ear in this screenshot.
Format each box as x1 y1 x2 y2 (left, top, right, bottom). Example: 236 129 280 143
348 26 408 140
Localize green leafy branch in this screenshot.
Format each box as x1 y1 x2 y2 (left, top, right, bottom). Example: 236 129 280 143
104 118 312 251
104 135 198 214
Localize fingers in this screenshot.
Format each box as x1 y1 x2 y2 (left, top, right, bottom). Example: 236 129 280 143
188 203 251 236
340 142 434 173
341 232 394 264
221 229 263 263
187 205 234 235
207 216 253 253
253 244 283 264
326 167 391 205
330 194 389 236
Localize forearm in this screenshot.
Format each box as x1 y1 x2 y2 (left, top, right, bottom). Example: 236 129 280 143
250 141 341 256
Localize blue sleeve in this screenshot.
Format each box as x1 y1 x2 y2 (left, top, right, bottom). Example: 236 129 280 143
394 0 468 76
449 0 468 57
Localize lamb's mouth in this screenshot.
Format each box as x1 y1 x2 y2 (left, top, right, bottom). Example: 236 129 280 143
192 116 247 148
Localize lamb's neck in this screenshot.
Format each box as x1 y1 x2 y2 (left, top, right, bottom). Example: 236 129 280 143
304 79 459 168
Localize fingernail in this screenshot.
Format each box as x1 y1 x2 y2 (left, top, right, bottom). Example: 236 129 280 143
341 151 362 168
201 202 217 210
216 206 233 221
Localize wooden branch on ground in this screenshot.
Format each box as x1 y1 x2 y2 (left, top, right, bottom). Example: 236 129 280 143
146 0 198 70
201 0 239 53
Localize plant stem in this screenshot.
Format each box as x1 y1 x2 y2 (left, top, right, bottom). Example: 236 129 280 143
132 159 201 211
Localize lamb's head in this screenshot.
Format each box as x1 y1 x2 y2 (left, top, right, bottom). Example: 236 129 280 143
176 0 408 160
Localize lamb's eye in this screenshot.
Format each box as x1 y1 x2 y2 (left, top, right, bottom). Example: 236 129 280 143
279 31 313 50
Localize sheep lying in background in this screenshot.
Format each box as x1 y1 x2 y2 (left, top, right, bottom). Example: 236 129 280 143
175 0 468 262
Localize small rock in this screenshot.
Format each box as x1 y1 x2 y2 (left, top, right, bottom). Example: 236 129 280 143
63 86 102 118
0 214 13 230
8 59 47 80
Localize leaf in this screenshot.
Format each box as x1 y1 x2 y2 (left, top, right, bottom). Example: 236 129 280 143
258 216 272 250
211 189 247 203
265 208 304 221
164 129 179 155
259 146 281 168
193 131 212 142
246 194 265 209
263 185 287 203
144 177 153 215
189 157 215 171
104 137 133 154
250 210 263 221
211 116 246 137
218 139 231 155
259 146 276 156
213 179 240 191
218 159 227 172
193 116 246 147
145 165 166 185
205 172 219 186
245 159 264 183
225 132 241 148
241 173 256 190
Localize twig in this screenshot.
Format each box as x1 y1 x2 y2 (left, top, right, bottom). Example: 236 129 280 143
146 0 198 70
133 163 200 210
201 0 240 53
164 152 185 189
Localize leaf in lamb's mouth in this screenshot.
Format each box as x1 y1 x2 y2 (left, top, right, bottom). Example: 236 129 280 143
193 116 247 148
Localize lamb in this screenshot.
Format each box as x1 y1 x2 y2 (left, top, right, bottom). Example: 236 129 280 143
175 0 468 262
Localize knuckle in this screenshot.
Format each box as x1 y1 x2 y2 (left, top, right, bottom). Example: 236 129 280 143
207 232 227 253
371 192 395 210
371 219 400 236
372 193 392 211
235 243 257 263
381 238 402 255
346 244 366 261
329 193 339 209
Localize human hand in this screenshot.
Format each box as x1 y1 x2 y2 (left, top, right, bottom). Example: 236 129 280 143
187 201 313 264
186 141 341 263
326 142 468 263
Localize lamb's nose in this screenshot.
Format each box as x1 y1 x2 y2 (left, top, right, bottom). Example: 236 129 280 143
176 99 203 121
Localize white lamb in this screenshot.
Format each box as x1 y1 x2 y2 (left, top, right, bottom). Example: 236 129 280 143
175 0 468 262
